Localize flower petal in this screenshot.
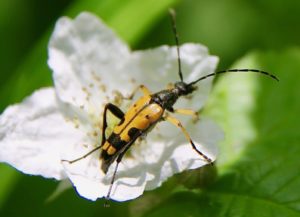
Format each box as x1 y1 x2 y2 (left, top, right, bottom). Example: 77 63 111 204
48 12 131 113
61 118 222 201
127 43 218 109
48 12 218 114
0 88 86 179
125 117 222 191
62 153 149 201
61 117 222 202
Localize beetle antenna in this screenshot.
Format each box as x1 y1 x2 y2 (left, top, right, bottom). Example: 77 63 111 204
169 8 183 82
188 69 279 86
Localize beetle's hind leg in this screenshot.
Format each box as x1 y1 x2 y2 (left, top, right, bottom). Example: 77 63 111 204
164 115 213 164
104 143 134 207
61 146 102 164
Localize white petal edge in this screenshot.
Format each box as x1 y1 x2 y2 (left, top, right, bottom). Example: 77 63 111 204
0 88 86 179
128 43 218 110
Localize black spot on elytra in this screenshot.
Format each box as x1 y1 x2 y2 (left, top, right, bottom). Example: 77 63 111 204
107 133 126 150
128 127 140 138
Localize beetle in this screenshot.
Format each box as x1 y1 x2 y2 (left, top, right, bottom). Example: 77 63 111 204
63 9 278 205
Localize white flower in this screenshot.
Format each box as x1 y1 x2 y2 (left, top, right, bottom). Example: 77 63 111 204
0 12 223 202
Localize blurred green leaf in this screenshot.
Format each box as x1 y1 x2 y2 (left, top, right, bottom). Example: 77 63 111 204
0 175 130 217
139 0 300 70
0 0 72 100
0 164 20 207
143 48 300 217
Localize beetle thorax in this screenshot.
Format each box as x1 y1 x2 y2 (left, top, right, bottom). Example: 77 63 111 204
151 82 196 111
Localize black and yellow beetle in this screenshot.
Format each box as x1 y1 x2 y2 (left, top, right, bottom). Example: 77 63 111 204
63 9 278 205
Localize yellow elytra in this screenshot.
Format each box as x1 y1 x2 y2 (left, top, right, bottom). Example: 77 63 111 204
100 89 163 172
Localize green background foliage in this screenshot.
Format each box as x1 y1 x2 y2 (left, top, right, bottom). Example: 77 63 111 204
0 0 299 216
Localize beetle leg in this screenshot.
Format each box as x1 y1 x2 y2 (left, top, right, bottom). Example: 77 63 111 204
164 115 212 164
124 84 151 100
173 108 199 121
101 103 125 146
104 142 135 207
62 103 124 164
61 146 102 164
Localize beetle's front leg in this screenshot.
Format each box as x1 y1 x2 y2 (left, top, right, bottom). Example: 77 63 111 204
168 107 200 122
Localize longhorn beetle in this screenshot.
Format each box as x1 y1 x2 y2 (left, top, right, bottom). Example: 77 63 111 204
62 9 278 206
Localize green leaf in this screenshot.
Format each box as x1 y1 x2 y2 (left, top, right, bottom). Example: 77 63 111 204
0 164 20 207
143 48 300 217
